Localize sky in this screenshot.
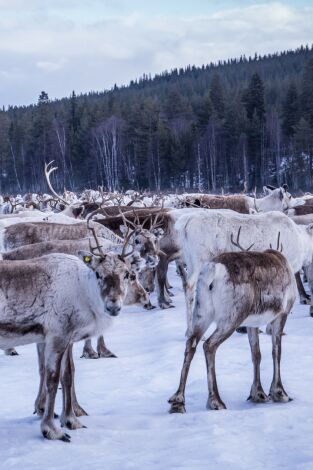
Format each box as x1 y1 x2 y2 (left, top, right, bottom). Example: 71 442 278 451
0 0 312 107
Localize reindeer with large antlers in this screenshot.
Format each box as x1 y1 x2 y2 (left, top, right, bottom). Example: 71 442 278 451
169 226 297 413
81 207 164 358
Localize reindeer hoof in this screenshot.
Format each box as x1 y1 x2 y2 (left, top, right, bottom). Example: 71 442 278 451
98 349 117 358
169 402 186 413
144 303 156 310
160 302 175 309
42 423 71 441
5 348 18 356
207 398 226 410
80 350 99 359
269 389 292 403
61 416 86 430
247 391 269 403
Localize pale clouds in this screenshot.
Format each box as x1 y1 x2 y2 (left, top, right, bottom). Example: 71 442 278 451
0 2 312 107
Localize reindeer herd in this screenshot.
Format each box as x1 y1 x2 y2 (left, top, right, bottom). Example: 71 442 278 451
1 161 313 442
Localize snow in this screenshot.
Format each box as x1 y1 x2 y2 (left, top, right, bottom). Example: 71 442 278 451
1 264 313 469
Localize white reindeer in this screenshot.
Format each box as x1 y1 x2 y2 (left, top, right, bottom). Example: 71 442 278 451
169 233 297 413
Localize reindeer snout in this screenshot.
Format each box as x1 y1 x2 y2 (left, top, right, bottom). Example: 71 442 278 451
105 300 122 316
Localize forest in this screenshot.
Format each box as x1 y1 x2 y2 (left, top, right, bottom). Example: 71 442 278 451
1 45 313 194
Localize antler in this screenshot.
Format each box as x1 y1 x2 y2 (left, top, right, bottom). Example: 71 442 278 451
150 207 164 231
117 206 137 230
44 161 69 206
270 232 283 252
230 226 255 252
86 210 106 257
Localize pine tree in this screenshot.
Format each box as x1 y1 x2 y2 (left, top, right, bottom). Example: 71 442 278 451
243 73 265 188
210 73 225 119
301 57 313 128
282 83 299 137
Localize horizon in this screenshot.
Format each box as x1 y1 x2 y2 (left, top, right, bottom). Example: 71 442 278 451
1 1 313 108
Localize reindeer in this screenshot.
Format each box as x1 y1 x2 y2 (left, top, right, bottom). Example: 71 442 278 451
169 229 297 413
168 210 313 337
0 220 123 252
1 215 159 358
0 245 132 441
175 185 304 213
81 209 163 358
95 191 304 309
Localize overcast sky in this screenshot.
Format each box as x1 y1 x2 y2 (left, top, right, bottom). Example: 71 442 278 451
0 0 312 107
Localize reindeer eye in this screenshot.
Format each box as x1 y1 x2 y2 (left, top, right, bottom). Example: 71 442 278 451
135 239 140 245
124 272 130 279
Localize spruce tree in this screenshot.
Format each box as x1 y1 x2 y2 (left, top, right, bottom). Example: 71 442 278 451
210 73 225 119
282 83 299 137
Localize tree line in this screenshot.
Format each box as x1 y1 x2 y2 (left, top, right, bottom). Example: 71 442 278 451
1 45 313 194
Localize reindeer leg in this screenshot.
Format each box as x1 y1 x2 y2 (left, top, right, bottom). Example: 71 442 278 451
97 336 117 358
168 333 202 413
135 278 156 310
203 325 234 410
247 327 269 402
157 254 174 309
5 348 18 356
60 345 86 430
81 339 99 359
70 346 88 417
295 271 310 305
41 340 70 441
34 343 47 416
176 261 187 294
269 314 291 402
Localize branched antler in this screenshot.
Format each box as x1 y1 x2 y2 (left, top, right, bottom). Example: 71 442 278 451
44 161 69 206
230 226 255 252
87 210 106 257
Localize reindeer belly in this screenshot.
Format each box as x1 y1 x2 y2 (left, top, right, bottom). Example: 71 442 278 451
240 311 277 327
0 325 44 349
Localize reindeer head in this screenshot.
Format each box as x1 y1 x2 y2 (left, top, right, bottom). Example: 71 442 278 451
262 184 305 212
82 210 146 315
79 250 129 316
119 225 162 269
118 208 164 269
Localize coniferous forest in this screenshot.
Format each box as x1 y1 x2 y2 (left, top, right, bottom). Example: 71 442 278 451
1 45 313 194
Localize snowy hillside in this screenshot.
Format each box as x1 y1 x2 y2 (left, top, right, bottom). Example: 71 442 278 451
0 264 313 470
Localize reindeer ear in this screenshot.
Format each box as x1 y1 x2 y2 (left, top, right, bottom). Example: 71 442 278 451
279 188 284 200
263 186 273 195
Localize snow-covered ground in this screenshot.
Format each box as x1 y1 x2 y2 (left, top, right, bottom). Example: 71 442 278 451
1 264 313 470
